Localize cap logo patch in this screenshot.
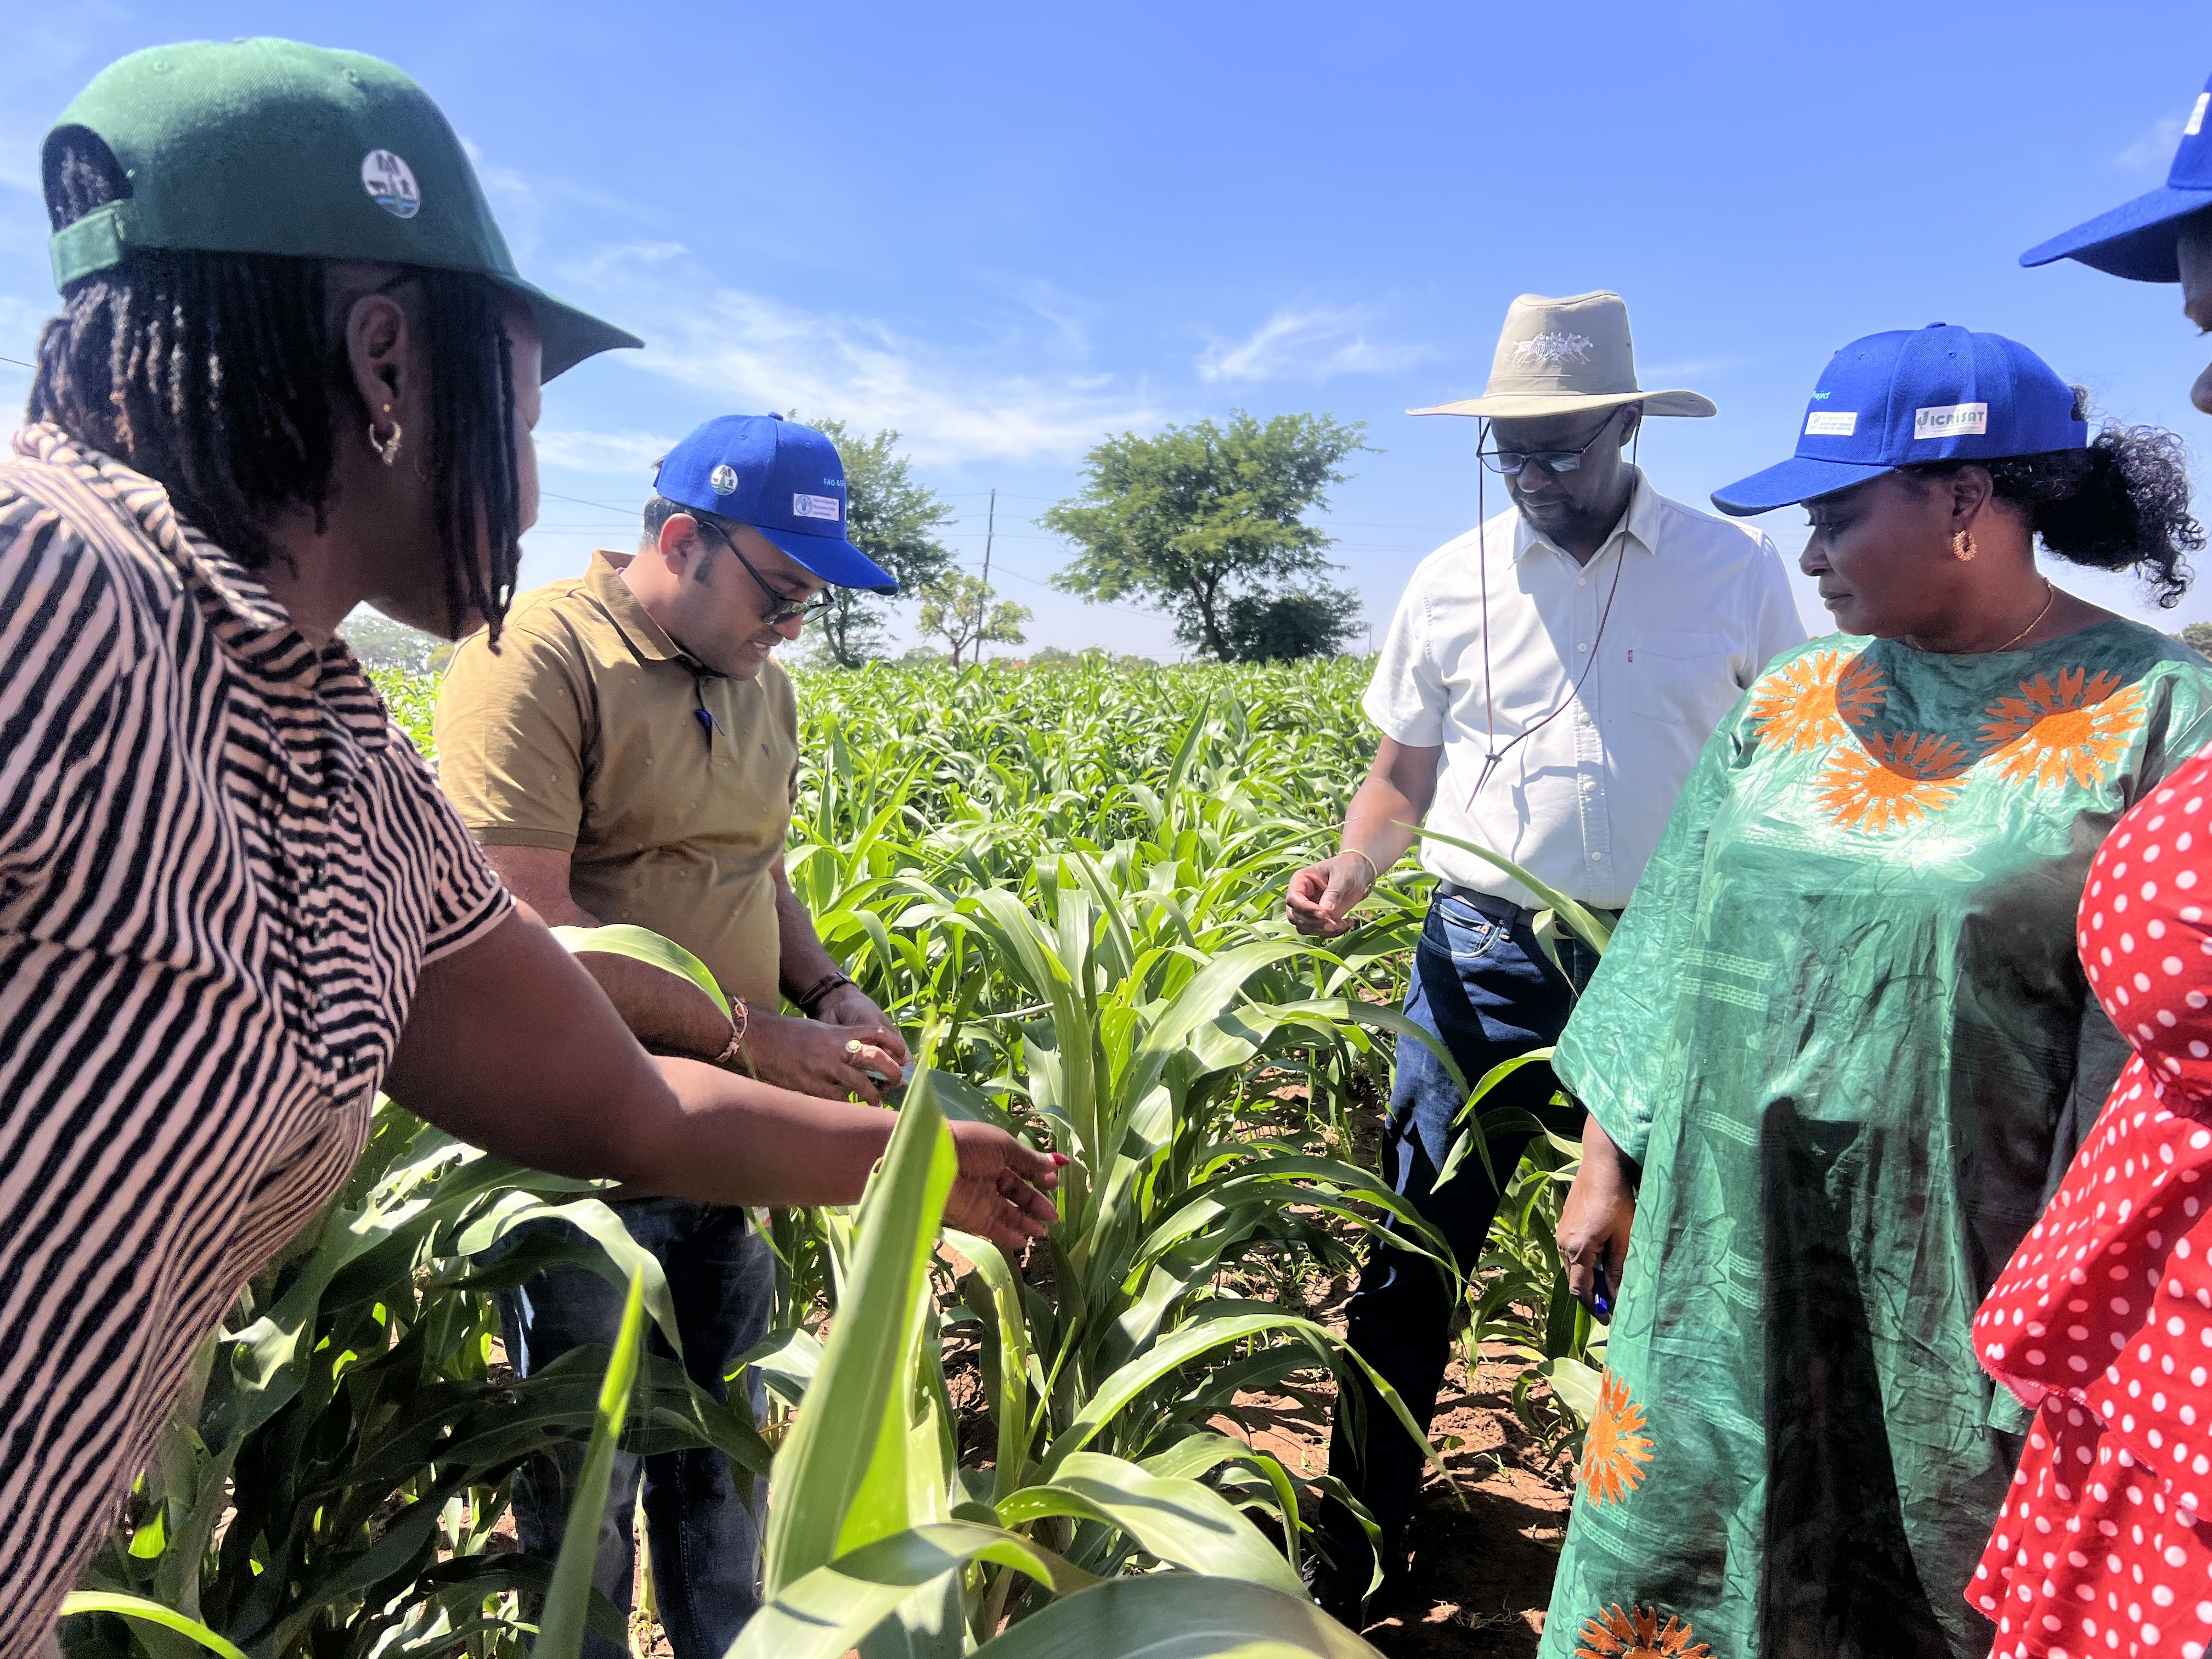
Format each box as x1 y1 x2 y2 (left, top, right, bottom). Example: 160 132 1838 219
2188 92 2210 139
1805 411 1858 436
710 465 739 495
1914 402 1988 439
1511 331 1594 366
360 150 421 220
792 493 841 522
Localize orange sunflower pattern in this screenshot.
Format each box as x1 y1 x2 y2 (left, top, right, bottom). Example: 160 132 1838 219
1578 1368 1654 1507
1747 649 1888 754
1814 731 1972 834
1980 669 2146 788
1573 1602 1714 1659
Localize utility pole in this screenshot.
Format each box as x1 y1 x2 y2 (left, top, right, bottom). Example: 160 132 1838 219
974 487 996 664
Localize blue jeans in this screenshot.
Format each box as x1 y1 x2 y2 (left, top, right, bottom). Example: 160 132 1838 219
1321 890 1600 1570
495 1200 772 1659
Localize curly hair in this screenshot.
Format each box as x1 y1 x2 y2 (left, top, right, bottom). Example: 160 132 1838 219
27 127 524 639
1903 404 2201 608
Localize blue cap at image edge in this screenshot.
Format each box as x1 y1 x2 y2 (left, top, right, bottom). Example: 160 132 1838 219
2023 71 2212 281
1710 324 2087 517
654 415 896 595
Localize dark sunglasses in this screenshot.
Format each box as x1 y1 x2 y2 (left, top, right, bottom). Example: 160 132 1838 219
690 517 834 627
1477 410 1624 477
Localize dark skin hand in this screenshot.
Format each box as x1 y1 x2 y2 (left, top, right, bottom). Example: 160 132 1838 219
1285 737 1441 936
386 907 1060 1248
1559 1113 1636 1309
227 264 1057 1249
489 844 908 1105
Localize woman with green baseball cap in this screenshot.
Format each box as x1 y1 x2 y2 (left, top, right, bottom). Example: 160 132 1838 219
0 39 1060 1651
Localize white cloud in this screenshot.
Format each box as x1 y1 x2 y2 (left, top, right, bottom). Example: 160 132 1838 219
1004 276 1097 354
556 241 691 286
609 281 1163 467
447 145 1160 467
1197 305 1429 384
2118 109 2190 174
533 427 680 476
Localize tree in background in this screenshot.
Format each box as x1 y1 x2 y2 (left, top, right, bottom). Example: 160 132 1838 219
1042 410 1368 661
1218 583 1363 661
340 608 453 674
801 416 957 667
2181 621 2212 658
918 573 1030 668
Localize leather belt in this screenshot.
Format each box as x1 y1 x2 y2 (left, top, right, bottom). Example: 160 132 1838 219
1437 882 1620 929
1436 883 1539 925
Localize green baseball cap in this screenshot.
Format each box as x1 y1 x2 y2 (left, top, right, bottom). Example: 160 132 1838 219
45 38 640 379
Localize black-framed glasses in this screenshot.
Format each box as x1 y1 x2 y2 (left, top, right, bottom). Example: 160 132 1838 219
1477 410 1623 477
690 517 834 627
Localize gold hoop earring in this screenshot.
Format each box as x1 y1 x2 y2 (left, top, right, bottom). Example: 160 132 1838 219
369 419 404 467
1953 529 1977 562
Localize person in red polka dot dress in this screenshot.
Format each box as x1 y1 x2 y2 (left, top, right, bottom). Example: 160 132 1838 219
1973 765 2212 1658
1970 57 2212 1659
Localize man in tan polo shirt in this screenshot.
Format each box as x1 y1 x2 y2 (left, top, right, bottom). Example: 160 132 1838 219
435 414 905 1654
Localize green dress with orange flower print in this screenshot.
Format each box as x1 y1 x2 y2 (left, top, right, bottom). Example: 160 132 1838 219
1537 620 2212 1659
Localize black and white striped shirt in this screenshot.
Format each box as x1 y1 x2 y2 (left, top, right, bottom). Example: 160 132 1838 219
0 424 512 1647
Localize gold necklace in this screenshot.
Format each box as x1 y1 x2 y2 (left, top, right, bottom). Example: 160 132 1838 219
1983 578 2056 653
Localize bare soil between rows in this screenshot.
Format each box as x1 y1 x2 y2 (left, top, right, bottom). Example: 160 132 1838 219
1230 1324 1571 1657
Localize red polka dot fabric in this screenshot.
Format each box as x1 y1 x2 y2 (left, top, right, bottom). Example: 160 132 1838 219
1975 751 2212 1657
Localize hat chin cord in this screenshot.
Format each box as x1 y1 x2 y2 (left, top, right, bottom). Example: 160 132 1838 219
1465 420 1635 811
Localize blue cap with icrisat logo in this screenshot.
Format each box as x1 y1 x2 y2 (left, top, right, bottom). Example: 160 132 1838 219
1710 324 2087 517
2022 71 2212 282
653 414 896 594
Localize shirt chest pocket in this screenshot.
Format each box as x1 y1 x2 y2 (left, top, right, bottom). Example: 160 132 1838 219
1624 629 1740 731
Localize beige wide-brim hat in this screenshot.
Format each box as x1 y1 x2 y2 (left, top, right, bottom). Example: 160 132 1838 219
1410 290 1716 421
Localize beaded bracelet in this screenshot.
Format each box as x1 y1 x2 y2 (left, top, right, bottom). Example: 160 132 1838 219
715 996 758 1078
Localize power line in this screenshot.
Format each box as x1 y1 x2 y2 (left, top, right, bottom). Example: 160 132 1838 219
541 488 645 515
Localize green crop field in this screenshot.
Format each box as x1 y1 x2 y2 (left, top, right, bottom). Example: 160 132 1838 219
66 659 1599 1658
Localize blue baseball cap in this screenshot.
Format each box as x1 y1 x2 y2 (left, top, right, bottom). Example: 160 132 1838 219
2022 74 2212 281
653 414 897 595
1711 324 2087 517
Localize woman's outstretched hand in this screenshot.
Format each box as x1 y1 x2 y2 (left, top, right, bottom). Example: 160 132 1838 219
943 1120 1066 1251
1559 1112 1636 1315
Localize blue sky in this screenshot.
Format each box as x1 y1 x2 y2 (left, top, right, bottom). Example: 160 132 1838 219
5 1 2212 658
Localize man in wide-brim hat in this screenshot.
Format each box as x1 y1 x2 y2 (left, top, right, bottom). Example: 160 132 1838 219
1287 289 1802 1615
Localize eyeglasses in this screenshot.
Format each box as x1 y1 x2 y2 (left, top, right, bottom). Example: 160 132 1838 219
1477 411 1623 477
690 517 834 627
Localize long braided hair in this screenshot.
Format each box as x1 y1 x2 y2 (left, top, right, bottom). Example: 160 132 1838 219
27 127 524 639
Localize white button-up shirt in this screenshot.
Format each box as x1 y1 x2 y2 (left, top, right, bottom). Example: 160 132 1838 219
1363 468 1804 910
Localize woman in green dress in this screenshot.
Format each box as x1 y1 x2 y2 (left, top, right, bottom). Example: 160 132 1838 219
1538 324 2212 1659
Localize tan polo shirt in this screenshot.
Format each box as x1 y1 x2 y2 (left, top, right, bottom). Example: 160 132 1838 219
436 550 799 1008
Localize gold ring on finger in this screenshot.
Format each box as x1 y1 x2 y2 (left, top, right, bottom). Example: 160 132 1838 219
845 1038 864 1056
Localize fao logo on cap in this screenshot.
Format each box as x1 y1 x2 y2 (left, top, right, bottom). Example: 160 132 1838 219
361 150 421 220
710 465 739 495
